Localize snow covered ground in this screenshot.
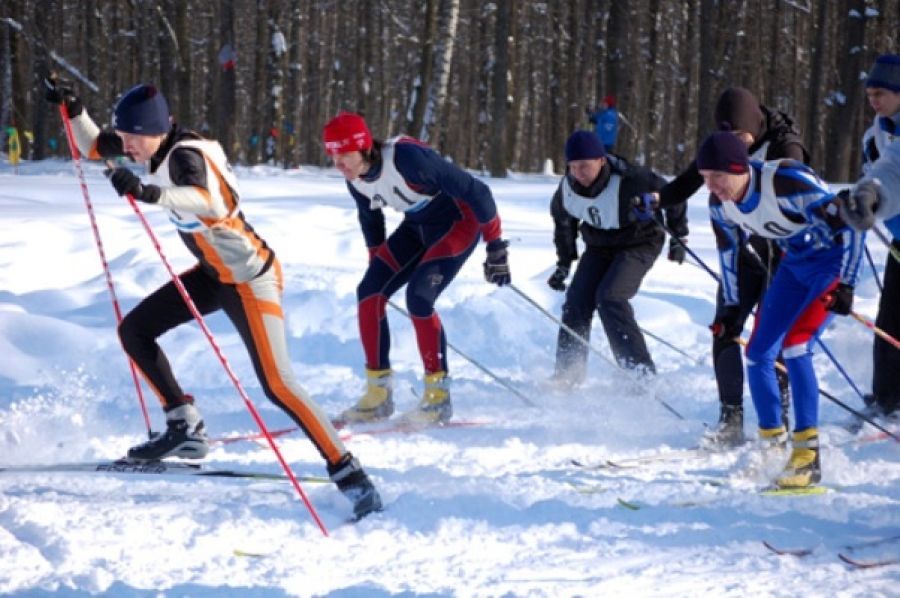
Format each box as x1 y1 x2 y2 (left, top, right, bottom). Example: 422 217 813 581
0 158 897 596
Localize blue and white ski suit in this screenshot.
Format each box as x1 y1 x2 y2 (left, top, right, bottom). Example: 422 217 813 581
710 159 865 431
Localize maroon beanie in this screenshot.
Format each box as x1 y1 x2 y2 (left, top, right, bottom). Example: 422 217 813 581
696 132 750 174
714 87 765 139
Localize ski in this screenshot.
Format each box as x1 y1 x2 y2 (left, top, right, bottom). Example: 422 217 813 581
762 540 813 557
210 418 487 446
759 485 829 497
843 535 900 552
332 417 486 439
0 459 329 483
570 447 710 470
837 553 900 569
619 484 830 510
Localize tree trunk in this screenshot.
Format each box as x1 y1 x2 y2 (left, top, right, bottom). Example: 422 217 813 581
420 0 460 144
488 0 511 177
824 0 867 182
407 0 438 138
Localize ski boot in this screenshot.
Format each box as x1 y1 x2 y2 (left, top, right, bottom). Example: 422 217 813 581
328 453 383 520
401 371 452 425
776 428 821 488
758 425 789 451
127 402 209 461
338 368 394 424
701 404 745 448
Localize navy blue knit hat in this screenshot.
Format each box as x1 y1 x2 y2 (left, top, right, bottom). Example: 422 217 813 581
866 54 900 92
565 130 606 162
696 131 749 174
113 84 170 135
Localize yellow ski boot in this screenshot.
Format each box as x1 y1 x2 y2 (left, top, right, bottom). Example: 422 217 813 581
776 428 821 488
401 371 452 425
339 368 394 424
758 425 788 449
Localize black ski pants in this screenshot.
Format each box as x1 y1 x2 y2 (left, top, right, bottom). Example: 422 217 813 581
712 238 789 411
872 240 900 413
555 243 659 379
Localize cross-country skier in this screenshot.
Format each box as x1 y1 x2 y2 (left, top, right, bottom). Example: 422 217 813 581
697 131 865 488
639 87 809 447
46 81 381 519
587 95 619 153
844 54 900 419
322 112 511 425
547 130 688 384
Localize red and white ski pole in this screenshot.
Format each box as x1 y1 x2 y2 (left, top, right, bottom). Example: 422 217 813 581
111 170 328 535
58 104 153 437
849 310 900 351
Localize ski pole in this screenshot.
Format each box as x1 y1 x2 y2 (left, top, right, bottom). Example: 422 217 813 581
871 226 900 263
111 168 328 536
638 326 704 365
648 211 721 282
864 246 883 293
849 310 900 351
386 299 536 407
735 338 899 442
507 283 686 421
58 103 153 437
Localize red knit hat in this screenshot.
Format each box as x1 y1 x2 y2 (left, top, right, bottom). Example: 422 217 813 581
322 112 373 155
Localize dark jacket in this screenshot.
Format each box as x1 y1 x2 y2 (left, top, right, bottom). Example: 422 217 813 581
550 154 688 266
657 105 808 210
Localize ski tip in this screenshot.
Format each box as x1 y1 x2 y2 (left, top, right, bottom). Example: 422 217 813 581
762 540 813 557
233 549 269 558
760 485 829 497
617 497 641 510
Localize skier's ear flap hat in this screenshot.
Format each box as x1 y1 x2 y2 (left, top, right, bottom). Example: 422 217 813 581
323 112 373 155
714 87 765 140
113 84 171 135
696 131 750 174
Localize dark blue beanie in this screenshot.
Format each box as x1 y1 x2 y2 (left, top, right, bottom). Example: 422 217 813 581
113 84 170 135
565 130 606 162
866 54 900 92
696 131 749 174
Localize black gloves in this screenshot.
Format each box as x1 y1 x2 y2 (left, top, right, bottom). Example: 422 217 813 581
838 183 881 232
44 76 83 118
483 239 511 286
547 263 569 292
824 282 854 315
105 167 161 203
632 193 658 223
710 306 743 339
668 238 687 264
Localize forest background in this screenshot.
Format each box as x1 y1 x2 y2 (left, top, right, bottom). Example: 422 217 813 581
1 0 898 181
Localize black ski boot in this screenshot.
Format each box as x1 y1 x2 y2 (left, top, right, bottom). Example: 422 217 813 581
701 404 745 448
127 403 209 461
328 454 383 520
